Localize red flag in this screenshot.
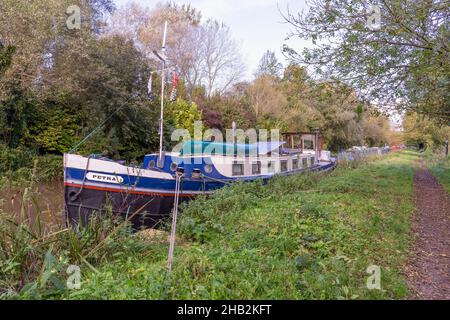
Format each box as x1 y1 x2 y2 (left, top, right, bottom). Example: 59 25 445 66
172 71 179 87
170 71 179 101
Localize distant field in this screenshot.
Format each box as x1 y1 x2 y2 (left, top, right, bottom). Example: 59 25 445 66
60 151 417 300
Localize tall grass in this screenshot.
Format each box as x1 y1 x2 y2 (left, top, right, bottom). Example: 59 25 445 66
0 159 149 299
422 150 450 193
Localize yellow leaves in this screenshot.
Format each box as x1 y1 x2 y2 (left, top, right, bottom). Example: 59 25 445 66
247 75 287 120
129 267 146 276
165 99 202 134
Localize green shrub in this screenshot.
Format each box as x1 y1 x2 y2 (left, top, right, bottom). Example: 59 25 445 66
34 155 63 182
0 144 36 174
0 145 63 187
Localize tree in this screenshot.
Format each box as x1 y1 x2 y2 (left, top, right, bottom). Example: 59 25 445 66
165 99 202 135
107 2 151 44
307 83 366 150
247 75 287 123
201 20 246 97
403 113 450 149
255 50 283 78
108 2 203 94
0 0 79 147
0 0 66 99
279 63 391 150
280 63 319 132
0 0 116 98
85 0 116 33
108 3 245 98
282 0 450 123
0 0 160 159
361 109 391 147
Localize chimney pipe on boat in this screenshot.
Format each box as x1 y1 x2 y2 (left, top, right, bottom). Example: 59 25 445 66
232 121 236 144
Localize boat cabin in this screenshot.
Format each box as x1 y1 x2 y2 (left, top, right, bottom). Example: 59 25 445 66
142 136 329 180
281 131 322 153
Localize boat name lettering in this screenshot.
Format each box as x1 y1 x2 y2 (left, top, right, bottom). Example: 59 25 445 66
86 172 124 184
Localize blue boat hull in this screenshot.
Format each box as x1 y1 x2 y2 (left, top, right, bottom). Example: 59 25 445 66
65 185 186 229
64 154 336 230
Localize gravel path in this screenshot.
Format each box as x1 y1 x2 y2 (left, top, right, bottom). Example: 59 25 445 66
406 166 450 300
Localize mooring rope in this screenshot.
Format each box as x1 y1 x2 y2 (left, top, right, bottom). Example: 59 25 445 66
167 169 184 272
68 94 136 154
71 156 91 201
201 174 233 185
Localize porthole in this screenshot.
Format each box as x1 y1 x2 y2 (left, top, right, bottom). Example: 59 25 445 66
149 160 156 168
204 164 213 174
170 162 178 172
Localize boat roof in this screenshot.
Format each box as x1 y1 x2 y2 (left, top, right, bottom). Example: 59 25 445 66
179 140 285 156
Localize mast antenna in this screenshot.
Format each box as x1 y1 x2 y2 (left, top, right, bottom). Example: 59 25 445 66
153 21 168 166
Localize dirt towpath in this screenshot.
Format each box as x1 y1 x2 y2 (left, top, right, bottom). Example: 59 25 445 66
406 166 450 299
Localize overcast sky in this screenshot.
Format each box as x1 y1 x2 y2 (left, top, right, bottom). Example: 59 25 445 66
113 0 311 80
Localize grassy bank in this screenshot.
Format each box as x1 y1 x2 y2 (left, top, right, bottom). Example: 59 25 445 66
423 152 450 193
55 151 417 300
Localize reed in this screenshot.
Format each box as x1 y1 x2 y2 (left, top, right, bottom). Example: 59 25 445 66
0 188 145 299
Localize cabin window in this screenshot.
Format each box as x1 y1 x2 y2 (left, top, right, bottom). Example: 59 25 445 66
302 158 308 168
232 162 244 176
292 158 299 170
170 162 178 172
304 140 314 149
149 160 156 168
280 160 288 172
252 161 261 175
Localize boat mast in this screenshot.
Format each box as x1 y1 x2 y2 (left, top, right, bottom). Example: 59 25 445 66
154 21 168 165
